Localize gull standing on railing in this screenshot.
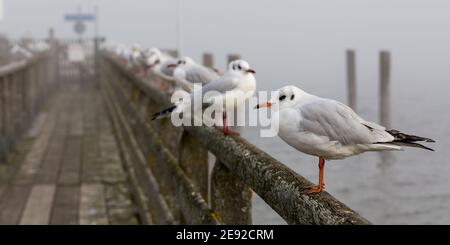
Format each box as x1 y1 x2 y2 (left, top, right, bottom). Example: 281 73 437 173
152 60 256 136
144 48 177 80
255 85 435 194
10 44 33 60
128 44 143 72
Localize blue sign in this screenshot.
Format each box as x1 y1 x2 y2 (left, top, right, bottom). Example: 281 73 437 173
64 14 96 22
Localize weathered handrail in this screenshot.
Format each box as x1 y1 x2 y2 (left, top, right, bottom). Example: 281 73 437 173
0 51 58 163
99 51 370 225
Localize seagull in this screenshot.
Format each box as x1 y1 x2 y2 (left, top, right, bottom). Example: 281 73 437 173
127 44 143 72
255 85 435 194
11 44 33 59
145 48 177 80
152 60 256 135
171 56 221 92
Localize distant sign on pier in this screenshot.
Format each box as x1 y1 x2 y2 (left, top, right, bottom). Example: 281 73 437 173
64 14 96 22
64 11 96 36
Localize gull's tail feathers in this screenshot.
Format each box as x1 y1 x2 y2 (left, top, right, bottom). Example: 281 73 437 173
386 129 435 151
151 105 177 120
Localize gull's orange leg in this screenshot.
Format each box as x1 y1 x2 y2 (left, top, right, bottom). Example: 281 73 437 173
304 157 325 194
222 112 239 136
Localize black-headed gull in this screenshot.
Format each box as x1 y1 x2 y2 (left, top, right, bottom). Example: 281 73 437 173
256 85 434 194
152 60 256 135
145 48 177 80
127 44 143 72
11 44 33 59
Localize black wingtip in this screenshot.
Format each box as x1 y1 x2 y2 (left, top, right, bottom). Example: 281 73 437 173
423 145 435 151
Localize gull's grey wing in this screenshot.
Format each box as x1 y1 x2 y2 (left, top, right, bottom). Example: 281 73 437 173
187 75 239 109
298 99 393 145
185 65 220 85
199 75 238 95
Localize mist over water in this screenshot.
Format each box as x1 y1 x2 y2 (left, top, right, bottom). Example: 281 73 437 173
2 0 450 224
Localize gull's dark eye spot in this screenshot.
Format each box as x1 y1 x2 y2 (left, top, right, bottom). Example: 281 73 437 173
279 95 286 101
178 60 182 64
291 94 295 100
238 65 242 70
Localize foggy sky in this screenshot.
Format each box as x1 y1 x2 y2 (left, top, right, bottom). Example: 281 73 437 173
1 0 450 99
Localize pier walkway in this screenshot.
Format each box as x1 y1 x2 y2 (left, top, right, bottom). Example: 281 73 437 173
0 61 139 225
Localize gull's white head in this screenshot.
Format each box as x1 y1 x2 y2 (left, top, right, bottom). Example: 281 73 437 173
256 85 305 111
168 56 195 69
145 48 163 66
148 48 162 56
228 60 256 76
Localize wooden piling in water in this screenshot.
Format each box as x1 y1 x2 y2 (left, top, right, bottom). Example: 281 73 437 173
346 49 357 111
202 53 214 68
379 50 391 128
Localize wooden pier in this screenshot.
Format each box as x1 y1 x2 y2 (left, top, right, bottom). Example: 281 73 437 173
0 39 370 225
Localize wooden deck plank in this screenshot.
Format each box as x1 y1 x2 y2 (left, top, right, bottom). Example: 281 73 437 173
0 186 5 199
34 133 67 184
50 185 79 225
81 92 102 183
13 113 55 184
79 183 108 225
105 184 139 225
0 186 32 224
19 184 56 225
69 109 84 136
26 112 48 139
34 105 69 184
58 137 82 184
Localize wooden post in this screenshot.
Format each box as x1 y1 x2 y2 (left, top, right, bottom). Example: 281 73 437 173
168 49 178 58
178 133 209 199
0 77 6 162
346 49 357 111
227 54 240 64
202 53 214 68
210 53 252 224
94 37 101 89
14 72 24 136
379 50 391 128
7 75 16 151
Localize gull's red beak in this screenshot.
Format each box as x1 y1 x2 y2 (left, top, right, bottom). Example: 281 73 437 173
167 64 177 68
246 69 256 74
255 101 272 109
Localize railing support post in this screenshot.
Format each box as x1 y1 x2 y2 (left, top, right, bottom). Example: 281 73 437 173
211 162 252 224
0 77 6 162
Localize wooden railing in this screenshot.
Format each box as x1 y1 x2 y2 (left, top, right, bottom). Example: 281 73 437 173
99 51 370 225
0 51 58 163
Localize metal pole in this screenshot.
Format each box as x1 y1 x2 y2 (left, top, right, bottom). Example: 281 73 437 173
176 0 182 56
346 49 357 111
